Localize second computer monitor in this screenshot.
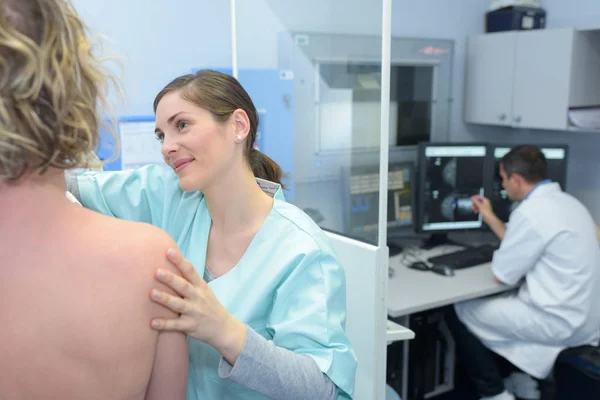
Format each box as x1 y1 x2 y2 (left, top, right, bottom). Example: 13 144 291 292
489 144 568 222
417 143 489 233
344 162 414 243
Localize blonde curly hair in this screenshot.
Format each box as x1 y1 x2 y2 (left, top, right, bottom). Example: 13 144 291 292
0 0 116 180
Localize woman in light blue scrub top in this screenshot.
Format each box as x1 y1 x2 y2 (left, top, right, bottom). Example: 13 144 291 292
73 70 357 399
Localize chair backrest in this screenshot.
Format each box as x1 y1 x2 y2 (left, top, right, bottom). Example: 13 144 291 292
554 345 600 400
556 345 600 379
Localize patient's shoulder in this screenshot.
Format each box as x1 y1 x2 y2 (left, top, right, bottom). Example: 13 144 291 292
79 211 181 317
113 218 176 254
77 209 177 274
90 209 173 246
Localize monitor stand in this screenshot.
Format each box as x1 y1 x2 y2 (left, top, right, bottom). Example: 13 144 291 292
421 233 464 250
387 240 405 257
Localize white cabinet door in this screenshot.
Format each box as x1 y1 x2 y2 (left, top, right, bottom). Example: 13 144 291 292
464 32 517 126
512 28 574 130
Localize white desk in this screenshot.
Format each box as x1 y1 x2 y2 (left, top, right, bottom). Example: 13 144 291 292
387 244 513 318
386 244 515 400
386 319 415 343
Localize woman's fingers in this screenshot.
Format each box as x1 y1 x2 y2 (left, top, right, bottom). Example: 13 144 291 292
149 289 198 334
150 289 189 314
150 317 192 333
166 248 205 288
155 268 196 299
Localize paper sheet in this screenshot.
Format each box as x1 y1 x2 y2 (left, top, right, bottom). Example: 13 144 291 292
119 120 164 170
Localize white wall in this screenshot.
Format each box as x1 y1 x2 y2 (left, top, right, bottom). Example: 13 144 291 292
236 1 288 69
545 0 600 29
266 0 382 36
71 0 232 116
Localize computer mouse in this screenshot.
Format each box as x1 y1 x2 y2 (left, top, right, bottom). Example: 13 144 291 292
431 264 455 277
408 261 430 271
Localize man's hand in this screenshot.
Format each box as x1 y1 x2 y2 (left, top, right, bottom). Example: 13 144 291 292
470 195 507 240
470 195 494 220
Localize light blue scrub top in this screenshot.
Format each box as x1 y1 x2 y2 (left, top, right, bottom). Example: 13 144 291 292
76 165 357 399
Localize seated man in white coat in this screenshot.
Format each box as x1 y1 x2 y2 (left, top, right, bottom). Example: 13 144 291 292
445 145 600 400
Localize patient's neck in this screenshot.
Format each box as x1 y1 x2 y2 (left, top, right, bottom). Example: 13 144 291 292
0 169 70 223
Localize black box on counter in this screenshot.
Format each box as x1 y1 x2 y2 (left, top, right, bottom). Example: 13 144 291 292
485 6 546 33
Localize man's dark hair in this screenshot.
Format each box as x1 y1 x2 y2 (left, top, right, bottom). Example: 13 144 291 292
500 145 548 183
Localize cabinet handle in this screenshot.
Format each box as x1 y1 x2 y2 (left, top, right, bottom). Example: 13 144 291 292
498 113 507 121
513 116 522 123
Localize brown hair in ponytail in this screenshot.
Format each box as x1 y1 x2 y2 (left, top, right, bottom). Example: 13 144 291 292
153 70 283 186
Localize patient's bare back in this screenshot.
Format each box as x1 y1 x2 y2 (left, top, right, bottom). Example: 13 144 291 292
0 206 187 399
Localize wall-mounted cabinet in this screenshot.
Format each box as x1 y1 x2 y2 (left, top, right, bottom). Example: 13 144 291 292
464 28 600 131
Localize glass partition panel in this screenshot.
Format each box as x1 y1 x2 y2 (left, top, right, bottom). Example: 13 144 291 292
236 0 387 245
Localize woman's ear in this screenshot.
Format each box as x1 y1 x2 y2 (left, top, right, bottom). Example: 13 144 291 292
231 109 250 143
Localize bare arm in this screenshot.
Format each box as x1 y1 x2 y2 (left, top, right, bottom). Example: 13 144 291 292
143 231 189 400
485 213 507 241
470 195 506 240
145 331 188 400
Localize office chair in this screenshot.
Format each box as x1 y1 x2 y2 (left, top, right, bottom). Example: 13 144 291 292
551 344 600 399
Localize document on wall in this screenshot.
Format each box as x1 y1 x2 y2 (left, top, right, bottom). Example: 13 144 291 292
119 120 164 170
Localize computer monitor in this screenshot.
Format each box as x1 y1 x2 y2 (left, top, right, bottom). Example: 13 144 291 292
416 143 490 247
488 144 569 222
342 162 414 244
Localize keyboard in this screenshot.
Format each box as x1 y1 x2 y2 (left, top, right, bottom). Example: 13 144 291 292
427 244 497 270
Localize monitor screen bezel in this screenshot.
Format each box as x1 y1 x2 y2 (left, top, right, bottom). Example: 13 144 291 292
415 142 493 234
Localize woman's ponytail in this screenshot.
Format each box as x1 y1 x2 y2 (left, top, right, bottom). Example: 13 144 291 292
249 148 283 187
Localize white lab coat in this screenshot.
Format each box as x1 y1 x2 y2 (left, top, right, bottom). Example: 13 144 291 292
455 183 600 379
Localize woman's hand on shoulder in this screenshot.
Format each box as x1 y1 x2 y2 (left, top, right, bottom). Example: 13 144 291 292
149 248 247 364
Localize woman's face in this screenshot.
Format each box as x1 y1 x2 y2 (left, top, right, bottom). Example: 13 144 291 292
154 91 238 192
